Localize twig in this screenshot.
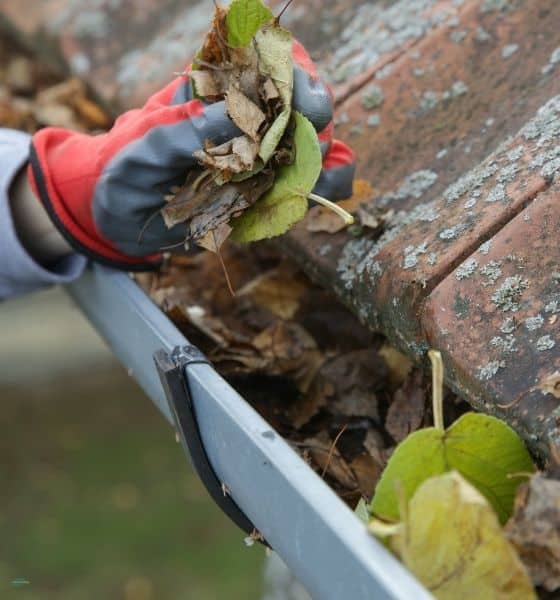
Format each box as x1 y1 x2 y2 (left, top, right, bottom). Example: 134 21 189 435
321 424 348 479
428 350 444 432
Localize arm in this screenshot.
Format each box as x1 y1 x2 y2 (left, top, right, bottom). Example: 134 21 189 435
2 43 354 300
0 128 86 301
10 169 72 264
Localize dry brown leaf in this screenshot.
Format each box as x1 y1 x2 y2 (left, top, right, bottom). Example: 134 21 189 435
331 178 375 213
321 351 381 421
287 377 333 429
236 268 307 319
226 84 266 142
506 474 560 591
162 169 273 234
229 45 261 104
363 429 387 467
253 321 323 392
198 6 228 65
305 432 358 490
358 207 381 230
196 223 232 253
262 77 280 102
537 371 560 399
230 135 260 167
161 176 215 229
350 452 383 499
188 170 274 240
190 70 223 97
32 103 80 129
0 99 31 128
378 344 413 385
36 77 85 105
212 351 268 372
5 56 33 94
385 370 426 443
72 96 111 129
182 305 242 349
306 205 348 234
194 135 258 174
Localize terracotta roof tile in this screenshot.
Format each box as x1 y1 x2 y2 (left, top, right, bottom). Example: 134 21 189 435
2 0 560 453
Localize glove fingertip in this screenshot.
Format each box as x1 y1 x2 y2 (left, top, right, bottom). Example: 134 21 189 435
292 39 318 79
323 139 356 170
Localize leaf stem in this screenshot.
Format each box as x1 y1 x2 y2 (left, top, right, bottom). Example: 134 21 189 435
276 0 296 23
368 519 402 538
307 193 355 225
428 349 444 432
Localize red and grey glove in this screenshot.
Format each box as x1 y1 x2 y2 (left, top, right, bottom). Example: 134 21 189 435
28 41 355 271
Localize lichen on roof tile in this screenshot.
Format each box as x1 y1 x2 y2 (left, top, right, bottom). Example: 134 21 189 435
361 84 384 110
490 335 517 354
525 315 545 331
491 276 529 312
378 170 439 206
501 44 519 59
536 335 556 352
500 317 517 334
480 260 503 285
477 360 506 381
456 257 479 280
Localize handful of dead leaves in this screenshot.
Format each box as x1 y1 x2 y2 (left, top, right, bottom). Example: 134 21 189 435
161 0 353 254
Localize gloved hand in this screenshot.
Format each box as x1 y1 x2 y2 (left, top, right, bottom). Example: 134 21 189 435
28 41 355 271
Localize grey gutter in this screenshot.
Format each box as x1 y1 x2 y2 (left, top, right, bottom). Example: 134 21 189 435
66 264 432 600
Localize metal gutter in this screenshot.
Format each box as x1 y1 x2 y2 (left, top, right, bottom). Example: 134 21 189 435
66 264 432 600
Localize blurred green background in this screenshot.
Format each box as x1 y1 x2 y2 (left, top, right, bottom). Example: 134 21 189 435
0 287 264 600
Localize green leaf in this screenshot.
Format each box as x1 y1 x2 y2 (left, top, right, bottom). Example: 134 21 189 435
231 193 307 242
227 0 274 48
231 112 321 243
254 24 293 163
259 110 291 164
378 472 536 600
355 498 370 524
371 413 535 525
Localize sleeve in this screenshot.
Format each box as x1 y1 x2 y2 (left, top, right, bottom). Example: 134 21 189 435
0 128 87 300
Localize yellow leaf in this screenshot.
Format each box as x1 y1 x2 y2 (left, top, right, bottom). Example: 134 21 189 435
383 472 536 600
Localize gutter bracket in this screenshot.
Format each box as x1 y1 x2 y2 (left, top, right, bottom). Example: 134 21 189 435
154 345 268 546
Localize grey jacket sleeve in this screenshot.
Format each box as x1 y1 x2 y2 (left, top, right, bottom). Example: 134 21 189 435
0 128 87 300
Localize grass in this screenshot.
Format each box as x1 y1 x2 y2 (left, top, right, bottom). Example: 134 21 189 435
0 362 264 600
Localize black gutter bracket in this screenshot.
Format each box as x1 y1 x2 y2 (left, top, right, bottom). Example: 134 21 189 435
154 345 267 546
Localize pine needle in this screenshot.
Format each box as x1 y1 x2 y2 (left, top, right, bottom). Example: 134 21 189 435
214 230 236 297
321 424 348 479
